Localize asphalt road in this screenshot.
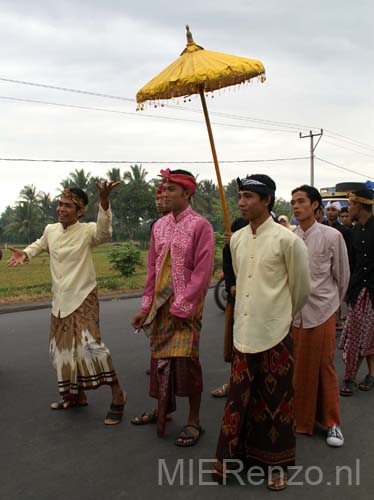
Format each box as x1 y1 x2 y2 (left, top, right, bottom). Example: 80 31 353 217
0 291 373 500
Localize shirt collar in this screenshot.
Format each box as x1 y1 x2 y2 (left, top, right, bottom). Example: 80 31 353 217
172 205 193 223
296 220 318 239
249 215 274 236
60 220 80 232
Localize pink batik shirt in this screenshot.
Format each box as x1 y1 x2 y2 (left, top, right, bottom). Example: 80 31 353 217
141 205 215 319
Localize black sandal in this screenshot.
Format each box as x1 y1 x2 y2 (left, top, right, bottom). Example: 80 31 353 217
131 409 157 425
359 374 374 391
340 380 356 397
104 392 127 425
175 424 204 447
50 400 88 410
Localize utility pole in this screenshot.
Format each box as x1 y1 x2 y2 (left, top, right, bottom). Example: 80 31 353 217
299 129 323 186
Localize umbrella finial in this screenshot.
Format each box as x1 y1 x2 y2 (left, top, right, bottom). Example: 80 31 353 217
186 25 194 44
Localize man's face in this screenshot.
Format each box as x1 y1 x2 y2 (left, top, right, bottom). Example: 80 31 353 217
56 197 83 226
163 182 190 212
155 194 165 213
238 190 269 221
291 191 319 222
340 211 352 227
326 206 339 223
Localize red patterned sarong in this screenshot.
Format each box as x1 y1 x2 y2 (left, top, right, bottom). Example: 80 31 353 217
339 288 374 381
215 334 295 469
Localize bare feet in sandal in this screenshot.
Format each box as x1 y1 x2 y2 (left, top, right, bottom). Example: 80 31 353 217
131 409 172 425
359 374 374 391
104 390 128 425
267 471 288 491
211 383 229 398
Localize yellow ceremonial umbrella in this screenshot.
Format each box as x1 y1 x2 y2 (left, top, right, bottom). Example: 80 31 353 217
136 25 266 232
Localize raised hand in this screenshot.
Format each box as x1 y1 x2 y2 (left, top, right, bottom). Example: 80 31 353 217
96 180 121 210
7 246 27 267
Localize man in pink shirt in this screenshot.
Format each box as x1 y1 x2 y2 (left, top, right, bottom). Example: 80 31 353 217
131 169 214 446
291 185 350 447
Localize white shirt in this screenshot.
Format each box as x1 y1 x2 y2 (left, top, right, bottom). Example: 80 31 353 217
231 216 311 353
24 206 112 318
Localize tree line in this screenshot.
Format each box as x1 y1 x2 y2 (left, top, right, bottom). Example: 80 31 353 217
0 165 292 245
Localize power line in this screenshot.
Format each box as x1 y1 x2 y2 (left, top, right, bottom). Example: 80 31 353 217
0 77 350 138
0 95 296 134
315 156 373 179
322 138 374 158
0 156 309 164
2 77 374 149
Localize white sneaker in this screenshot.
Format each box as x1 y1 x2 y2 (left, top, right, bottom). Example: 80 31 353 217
326 425 344 447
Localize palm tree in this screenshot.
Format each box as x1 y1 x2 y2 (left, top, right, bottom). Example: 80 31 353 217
60 168 91 191
107 168 122 183
123 165 148 184
5 202 42 243
19 185 40 205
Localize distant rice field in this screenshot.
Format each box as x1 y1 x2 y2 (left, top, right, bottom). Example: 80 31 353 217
0 244 148 303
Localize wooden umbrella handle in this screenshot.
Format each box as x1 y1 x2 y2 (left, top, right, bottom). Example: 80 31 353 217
199 86 231 233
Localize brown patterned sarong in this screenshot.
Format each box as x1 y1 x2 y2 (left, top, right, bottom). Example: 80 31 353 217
49 288 117 401
215 334 295 470
293 314 340 434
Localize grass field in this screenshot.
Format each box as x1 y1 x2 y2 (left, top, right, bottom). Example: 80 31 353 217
0 245 148 304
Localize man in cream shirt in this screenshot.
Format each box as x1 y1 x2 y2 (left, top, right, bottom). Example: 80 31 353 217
8 182 127 425
213 174 310 491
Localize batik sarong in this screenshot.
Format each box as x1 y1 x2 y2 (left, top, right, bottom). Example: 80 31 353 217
339 288 374 381
49 288 117 402
293 313 340 434
215 334 295 470
143 251 204 436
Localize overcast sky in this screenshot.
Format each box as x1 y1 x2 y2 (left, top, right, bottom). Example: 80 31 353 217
0 0 373 213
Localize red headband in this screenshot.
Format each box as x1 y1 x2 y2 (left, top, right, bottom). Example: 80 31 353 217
156 184 164 195
160 168 197 194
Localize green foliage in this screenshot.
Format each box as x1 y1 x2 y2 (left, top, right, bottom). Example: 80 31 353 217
108 243 143 278
214 232 226 273
273 198 292 219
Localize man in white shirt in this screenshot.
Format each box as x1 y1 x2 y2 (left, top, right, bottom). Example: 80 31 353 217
213 174 310 491
7 182 126 425
291 185 349 447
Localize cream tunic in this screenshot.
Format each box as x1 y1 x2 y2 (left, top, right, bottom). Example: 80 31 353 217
231 216 310 353
24 206 112 318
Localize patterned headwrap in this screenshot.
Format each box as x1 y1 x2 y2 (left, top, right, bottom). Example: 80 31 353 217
349 189 374 205
160 168 197 194
237 175 276 197
61 189 87 210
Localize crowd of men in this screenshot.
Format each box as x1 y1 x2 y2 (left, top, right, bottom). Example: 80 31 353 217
6 169 374 491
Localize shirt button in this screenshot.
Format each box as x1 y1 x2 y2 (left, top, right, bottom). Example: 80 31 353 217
244 313 248 316
250 256 254 259
362 241 365 244
364 279 367 283
246 294 249 297
364 267 367 271
248 274 252 278
364 254 367 257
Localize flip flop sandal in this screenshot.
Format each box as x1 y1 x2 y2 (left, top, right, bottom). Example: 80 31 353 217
359 374 374 391
211 383 229 398
131 409 157 425
267 472 288 491
50 400 88 410
104 392 128 425
175 424 204 447
340 380 356 397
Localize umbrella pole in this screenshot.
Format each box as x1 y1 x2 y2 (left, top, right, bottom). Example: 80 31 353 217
199 87 231 233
